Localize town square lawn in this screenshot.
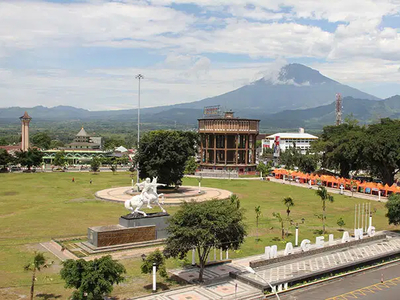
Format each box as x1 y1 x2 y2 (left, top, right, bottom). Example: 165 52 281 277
0 172 395 299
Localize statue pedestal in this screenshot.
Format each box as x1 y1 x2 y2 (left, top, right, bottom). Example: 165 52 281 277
86 212 170 249
119 212 170 240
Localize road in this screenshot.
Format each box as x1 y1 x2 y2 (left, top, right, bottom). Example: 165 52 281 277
280 262 400 300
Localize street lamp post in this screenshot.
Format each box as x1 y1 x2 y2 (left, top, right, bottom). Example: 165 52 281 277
136 74 144 186
245 266 281 299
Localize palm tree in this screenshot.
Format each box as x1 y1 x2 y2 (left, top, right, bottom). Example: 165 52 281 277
316 186 334 234
255 206 261 241
272 212 285 240
24 252 52 300
230 194 240 208
283 197 295 217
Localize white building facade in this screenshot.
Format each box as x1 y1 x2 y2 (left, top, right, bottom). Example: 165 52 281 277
262 128 318 155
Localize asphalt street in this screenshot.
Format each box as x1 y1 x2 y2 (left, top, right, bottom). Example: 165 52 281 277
280 261 400 300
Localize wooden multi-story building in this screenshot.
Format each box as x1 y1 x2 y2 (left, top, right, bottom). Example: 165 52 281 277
198 111 260 173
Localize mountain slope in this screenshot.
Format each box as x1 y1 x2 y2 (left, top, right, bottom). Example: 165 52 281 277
167 64 380 113
262 95 400 129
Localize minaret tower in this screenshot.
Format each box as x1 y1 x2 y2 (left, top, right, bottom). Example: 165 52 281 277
20 111 32 151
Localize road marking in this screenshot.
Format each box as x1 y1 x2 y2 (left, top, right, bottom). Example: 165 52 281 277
326 276 400 300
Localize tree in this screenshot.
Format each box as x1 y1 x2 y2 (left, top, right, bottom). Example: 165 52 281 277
117 155 129 165
90 157 101 172
314 213 325 233
316 122 365 178
164 199 246 282
298 152 319 174
256 162 271 177
316 186 334 234
230 194 240 208
272 212 285 240
49 140 64 149
337 217 345 229
0 149 12 169
279 143 302 170
362 119 400 185
135 130 198 186
141 249 168 279
184 156 198 175
15 149 44 170
385 194 400 225
32 132 52 150
255 206 261 241
104 136 126 150
60 255 126 300
283 197 294 217
24 252 52 300
110 164 117 174
53 150 66 167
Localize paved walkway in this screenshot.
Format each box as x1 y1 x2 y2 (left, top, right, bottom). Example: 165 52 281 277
40 241 78 261
95 186 232 204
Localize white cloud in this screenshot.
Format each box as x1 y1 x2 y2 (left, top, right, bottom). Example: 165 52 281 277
0 0 399 109
311 59 400 83
0 1 194 51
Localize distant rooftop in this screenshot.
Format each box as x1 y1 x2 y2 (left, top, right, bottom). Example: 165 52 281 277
76 127 88 137
266 132 318 139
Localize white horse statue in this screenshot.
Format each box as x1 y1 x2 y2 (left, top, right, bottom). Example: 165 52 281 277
124 177 166 216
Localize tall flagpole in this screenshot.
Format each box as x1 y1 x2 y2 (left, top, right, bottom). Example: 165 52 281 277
136 74 144 185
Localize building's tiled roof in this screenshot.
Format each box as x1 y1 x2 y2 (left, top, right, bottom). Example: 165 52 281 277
115 146 128 153
0 145 21 151
76 127 89 137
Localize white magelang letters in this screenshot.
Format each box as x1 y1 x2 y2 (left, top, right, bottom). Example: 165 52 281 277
329 234 334 245
259 218 375 262
284 242 293 256
270 245 278 258
367 226 375 237
300 239 311 252
264 246 271 259
316 236 324 248
342 231 350 243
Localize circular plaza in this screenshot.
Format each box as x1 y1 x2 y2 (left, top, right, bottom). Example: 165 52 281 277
95 185 232 205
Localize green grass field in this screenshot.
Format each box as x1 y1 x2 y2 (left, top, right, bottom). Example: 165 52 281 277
0 172 395 299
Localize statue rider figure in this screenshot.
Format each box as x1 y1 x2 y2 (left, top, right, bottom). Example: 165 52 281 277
137 178 153 209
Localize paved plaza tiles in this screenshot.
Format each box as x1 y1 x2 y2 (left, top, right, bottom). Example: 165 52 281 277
137 279 261 300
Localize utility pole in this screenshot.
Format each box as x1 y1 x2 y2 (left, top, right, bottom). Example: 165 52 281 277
136 74 144 185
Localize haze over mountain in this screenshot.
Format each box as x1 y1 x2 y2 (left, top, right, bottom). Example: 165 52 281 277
0 64 393 131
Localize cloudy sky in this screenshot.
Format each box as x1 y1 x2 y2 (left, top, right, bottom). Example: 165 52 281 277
0 0 399 110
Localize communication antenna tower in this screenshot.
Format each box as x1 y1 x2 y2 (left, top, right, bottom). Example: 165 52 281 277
335 93 342 125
